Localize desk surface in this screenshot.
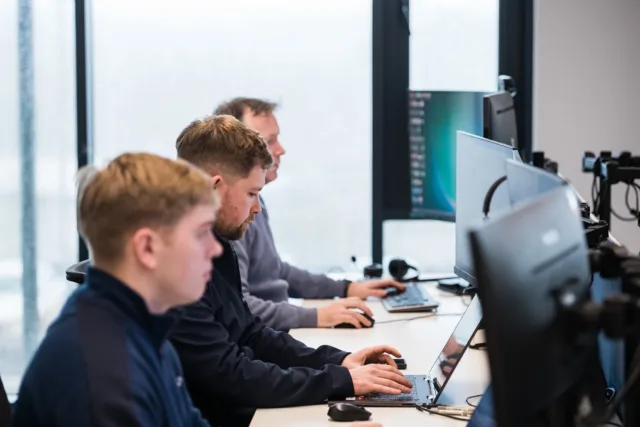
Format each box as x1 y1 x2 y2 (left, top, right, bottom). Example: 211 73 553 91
251 283 489 427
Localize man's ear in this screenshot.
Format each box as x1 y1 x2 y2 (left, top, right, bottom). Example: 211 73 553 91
130 228 159 270
211 175 223 189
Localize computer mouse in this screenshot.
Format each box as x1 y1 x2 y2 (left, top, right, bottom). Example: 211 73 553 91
334 312 375 329
327 403 372 422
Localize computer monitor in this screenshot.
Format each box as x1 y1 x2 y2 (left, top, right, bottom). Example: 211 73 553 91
483 91 518 148
408 91 484 221
454 132 521 285
469 186 606 427
505 159 568 207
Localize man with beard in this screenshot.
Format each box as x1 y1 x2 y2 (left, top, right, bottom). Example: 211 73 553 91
170 115 412 427
214 98 404 331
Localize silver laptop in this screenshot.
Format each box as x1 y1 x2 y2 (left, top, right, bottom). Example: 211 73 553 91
330 294 482 407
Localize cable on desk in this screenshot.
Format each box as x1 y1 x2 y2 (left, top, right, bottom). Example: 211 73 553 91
375 313 464 324
469 342 487 350
465 394 483 408
415 404 471 422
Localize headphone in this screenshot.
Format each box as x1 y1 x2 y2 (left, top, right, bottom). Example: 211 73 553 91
388 258 420 282
358 257 420 282
482 175 507 218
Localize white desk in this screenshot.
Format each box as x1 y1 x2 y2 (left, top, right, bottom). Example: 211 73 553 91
251 283 489 427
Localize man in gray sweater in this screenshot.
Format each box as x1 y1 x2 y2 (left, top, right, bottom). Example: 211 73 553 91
214 98 404 331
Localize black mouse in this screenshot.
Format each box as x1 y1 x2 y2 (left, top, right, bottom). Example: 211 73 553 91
334 311 375 329
327 402 372 422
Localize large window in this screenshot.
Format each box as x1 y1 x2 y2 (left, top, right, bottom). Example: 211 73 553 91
0 0 77 394
92 0 372 272
383 0 500 272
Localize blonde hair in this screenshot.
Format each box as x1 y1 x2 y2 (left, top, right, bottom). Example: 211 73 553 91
175 114 273 178
77 152 219 264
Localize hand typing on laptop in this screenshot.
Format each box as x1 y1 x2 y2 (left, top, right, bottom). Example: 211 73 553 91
342 345 413 396
341 345 404 369
349 364 413 396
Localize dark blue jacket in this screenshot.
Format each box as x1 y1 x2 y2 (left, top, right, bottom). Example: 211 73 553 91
169 234 355 427
12 267 209 427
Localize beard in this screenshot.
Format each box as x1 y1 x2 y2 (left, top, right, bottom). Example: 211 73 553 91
216 214 255 241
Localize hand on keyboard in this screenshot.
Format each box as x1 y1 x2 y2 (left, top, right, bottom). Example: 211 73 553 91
349 364 413 396
347 279 405 299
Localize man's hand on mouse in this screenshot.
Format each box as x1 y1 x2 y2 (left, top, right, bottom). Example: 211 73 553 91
341 345 402 369
317 298 374 328
348 364 413 396
346 279 405 299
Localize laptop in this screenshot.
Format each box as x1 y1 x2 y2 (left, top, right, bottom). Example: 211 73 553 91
330 294 483 407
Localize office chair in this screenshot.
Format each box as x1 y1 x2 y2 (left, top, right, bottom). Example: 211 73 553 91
66 259 90 285
0 374 12 427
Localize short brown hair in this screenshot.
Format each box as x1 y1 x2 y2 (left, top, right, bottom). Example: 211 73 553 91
214 97 278 121
77 152 219 264
175 114 273 178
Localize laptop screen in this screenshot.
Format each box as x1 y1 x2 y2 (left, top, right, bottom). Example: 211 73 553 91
427 295 483 400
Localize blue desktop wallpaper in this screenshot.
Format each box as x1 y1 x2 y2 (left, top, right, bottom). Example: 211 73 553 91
411 91 484 219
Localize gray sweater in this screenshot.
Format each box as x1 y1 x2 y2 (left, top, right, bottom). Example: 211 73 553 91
233 198 348 330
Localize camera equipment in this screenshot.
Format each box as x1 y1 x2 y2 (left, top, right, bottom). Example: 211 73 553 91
554 240 640 426
582 150 640 230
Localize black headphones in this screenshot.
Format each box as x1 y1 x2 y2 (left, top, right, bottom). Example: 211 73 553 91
359 258 419 282
388 258 420 282
482 175 507 218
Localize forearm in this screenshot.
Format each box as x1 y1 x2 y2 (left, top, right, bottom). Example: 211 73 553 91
243 321 351 369
282 262 348 299
177 342 353 408
244 290 318 330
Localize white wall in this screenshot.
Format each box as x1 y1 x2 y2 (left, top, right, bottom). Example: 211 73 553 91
534 0 640 253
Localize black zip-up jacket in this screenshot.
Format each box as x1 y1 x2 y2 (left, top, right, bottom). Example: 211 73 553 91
169 233 355 427
12 267 208 427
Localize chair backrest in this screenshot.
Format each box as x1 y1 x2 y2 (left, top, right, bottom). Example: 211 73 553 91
66 259 90 285
0 374 11 427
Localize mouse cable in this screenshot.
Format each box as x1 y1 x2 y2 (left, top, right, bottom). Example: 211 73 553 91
375 313 464 325
415 404 471 422
465 393 483 408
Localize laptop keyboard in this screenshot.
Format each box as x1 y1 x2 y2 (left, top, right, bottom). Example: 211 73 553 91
366 376 421 401
384 284 430 308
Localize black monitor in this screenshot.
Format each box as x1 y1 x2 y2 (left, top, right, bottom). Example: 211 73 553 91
407 91 484 221
469 186 605 427
483 91 518 148
505 159 568 207
454 132 521 285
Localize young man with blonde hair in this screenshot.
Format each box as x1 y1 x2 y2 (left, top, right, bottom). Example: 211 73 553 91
170 115 412 427
214 97 405 331
13 153 221 426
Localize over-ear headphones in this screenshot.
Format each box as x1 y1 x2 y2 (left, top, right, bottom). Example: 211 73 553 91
388 258 419 282
482 175 507 218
